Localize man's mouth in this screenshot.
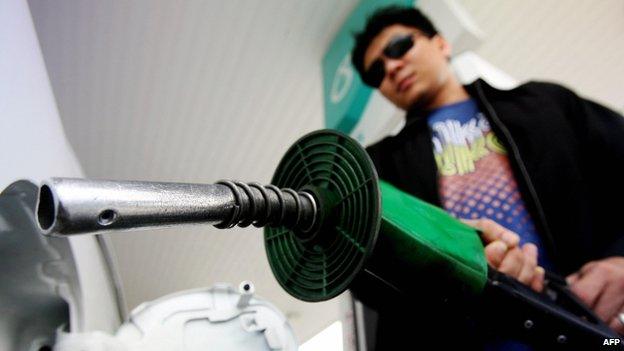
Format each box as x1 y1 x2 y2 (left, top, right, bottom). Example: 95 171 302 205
397 74 415 93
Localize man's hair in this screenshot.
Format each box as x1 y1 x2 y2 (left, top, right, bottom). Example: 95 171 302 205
351 6 438 80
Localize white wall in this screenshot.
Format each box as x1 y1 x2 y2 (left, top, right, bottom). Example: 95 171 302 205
0 0 121 334
0 0 82 188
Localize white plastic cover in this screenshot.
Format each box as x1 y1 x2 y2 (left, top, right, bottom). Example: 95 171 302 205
54 282 298 351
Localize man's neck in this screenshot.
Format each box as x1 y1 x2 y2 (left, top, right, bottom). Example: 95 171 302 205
421 77 470 111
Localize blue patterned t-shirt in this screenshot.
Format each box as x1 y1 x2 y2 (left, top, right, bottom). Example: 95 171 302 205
427 98 550 266
427 99 551 350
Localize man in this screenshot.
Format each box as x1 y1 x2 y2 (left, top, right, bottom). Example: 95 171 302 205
349 5 624 349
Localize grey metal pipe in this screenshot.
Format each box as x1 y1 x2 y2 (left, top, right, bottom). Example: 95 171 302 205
37 178 316 237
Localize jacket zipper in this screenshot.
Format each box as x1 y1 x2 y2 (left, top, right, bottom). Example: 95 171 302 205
474 82 559 262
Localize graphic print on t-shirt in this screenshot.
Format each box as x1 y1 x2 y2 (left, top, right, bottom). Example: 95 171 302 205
427 99 550 266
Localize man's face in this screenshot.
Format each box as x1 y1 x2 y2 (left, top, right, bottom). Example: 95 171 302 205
363 24 453 110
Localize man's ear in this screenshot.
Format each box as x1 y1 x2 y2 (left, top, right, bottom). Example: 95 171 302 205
432 34 452 59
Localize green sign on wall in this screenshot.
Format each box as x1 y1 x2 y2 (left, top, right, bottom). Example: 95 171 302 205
322 0 414 133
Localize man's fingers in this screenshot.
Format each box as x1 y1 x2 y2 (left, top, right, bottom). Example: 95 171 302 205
500 230 520 247
484 240 507 268
531 266 545 292
566 272 579 285
584 259 624 322
498 247 524 278
567 257 624 327
462 218 519 247
593 281 624 322
463 219 544 291
517 243 538 285
579 261 598 276
609 315 624 336
568 268 608 309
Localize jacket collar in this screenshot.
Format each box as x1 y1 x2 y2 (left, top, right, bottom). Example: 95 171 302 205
403 78 500 127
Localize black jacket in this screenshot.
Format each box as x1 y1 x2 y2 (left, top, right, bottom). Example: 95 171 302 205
352 79 624 349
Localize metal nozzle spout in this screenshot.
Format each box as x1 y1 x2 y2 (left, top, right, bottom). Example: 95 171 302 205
36 178 316 237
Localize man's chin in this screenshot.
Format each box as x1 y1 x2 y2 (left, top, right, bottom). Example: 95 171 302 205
389 85 429 110
404 91 433 111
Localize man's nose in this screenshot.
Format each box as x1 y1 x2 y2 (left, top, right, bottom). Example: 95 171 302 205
384 58 403 80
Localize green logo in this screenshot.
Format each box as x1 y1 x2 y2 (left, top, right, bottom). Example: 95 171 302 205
322 0 414 133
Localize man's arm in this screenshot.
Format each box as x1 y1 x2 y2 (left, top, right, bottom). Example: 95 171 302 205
548 85 624 334
561 85 624 256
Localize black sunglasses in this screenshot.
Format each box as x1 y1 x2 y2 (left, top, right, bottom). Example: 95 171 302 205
362 34 415 88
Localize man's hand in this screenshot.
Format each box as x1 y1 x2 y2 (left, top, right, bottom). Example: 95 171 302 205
462 218 545 292
566 256 624 335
